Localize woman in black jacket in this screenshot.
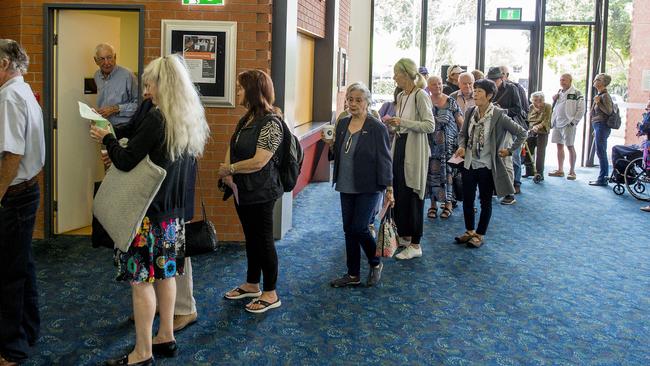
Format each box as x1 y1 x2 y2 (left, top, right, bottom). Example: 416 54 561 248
218 70 284 314
322 82 394 287
91 55 209 366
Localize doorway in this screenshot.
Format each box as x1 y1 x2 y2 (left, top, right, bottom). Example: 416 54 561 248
43 5 144 238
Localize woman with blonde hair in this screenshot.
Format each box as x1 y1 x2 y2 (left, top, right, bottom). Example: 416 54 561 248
91 54 209 366
385 58 435 260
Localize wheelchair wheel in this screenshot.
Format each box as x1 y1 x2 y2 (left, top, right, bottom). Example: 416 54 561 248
624 157 650 201
613 184 625 195
533 174 543 184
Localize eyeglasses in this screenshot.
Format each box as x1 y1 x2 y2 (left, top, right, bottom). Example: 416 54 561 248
94 55 114 63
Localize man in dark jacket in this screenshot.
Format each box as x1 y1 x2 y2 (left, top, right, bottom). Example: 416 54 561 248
487 67 525 204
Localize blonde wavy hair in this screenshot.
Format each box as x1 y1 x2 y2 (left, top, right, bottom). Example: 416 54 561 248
394 58 426 89
142 55 210 161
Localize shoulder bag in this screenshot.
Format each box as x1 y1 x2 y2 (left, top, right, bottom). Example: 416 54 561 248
184 165 219 257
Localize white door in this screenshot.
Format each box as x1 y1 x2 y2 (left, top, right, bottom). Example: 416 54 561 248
54 10 121 234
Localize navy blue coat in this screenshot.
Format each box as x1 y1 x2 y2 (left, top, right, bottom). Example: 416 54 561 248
329 115 393 193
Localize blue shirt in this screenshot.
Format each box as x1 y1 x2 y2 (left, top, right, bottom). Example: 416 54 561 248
94 65 138 126
335 130 361 194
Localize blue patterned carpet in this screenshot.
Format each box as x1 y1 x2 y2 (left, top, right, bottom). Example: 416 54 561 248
25 166 650 365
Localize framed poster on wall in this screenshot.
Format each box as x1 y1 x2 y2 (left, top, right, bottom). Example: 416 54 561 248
161 19 237 107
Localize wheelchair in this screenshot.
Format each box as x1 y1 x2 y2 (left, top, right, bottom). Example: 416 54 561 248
623 156 650 201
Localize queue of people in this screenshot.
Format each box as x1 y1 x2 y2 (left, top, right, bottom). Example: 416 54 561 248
2 35 648 366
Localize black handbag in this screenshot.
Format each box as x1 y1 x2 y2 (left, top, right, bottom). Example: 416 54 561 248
184 168 218 257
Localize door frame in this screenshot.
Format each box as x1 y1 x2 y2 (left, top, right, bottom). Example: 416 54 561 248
42 4 145 239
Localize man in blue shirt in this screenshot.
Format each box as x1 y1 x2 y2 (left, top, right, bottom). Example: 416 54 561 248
93 43 138 126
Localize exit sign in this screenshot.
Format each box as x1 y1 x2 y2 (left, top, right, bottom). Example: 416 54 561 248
497 7 522 21
182 0 224 5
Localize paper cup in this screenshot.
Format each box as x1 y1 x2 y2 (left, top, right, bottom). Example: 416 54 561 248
322 125 335 141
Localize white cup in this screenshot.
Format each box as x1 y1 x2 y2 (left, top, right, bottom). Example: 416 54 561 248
322 125 335 141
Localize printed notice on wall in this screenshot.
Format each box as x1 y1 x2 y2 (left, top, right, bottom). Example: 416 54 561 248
643 70 650 92
183 35 217 83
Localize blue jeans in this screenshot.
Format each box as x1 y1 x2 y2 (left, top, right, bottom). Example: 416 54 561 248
513 146 522 187
340 192 381 277
593 122 611 181
0 183 41 363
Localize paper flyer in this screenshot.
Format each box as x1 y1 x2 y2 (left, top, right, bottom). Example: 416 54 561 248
78 101 114 134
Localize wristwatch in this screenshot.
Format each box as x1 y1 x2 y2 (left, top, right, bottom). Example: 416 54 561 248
229 164 236 175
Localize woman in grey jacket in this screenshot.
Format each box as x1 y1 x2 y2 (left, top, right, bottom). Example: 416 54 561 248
453 79 527 248
385 58 435 260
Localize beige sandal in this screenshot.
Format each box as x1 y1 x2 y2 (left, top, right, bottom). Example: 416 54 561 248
454 231 475 244
467 234 483 248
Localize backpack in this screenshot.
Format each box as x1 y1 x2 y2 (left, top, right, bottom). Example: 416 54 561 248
271 114 304 192
606 103 622 129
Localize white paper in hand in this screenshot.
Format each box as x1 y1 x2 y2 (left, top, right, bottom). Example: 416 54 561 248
447 155 464 165
78 101 108 122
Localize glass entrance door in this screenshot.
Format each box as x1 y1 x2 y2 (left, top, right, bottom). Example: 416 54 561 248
484 28 532 90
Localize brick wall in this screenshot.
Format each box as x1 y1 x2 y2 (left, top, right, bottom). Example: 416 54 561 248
10 0 273 241
336 0 350 115
627 0 650 143
297 0 326 38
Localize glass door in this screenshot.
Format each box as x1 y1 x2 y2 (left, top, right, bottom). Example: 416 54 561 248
484 28 532 90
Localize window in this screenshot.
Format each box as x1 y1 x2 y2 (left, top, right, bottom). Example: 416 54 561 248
424 0 477 81
371 0 422 109
545 0 595 22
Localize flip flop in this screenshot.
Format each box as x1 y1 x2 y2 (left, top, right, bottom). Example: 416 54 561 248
427 207 437 219
224 287 262 300
440 207 452 219
245 298 282 314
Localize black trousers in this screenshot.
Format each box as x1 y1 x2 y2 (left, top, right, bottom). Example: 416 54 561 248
524 133 548 176
0 184 40 363
392 134 424 244
235 200 278 292
461 167 494 236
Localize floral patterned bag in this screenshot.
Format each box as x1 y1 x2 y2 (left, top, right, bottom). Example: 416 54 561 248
376 205 398 258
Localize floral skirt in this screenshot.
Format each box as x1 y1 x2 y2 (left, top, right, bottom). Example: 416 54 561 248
115 217 185 283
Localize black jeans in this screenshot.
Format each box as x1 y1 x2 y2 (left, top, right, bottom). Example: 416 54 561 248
340 192 381 277
0 183 41 363
461 167 494 236
235 200 278 292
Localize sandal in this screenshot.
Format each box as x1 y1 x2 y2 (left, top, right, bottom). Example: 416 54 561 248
427 207 437 219
245 298 282 314
548 170 564 177
440 206 452 219
467 235 483 248
454 231 475 244
224 287 262 300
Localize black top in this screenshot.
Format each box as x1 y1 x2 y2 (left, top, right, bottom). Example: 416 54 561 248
230 113 284 205
443 83 459 95
102 107 192 222
494 82 525 127
329 115 393 193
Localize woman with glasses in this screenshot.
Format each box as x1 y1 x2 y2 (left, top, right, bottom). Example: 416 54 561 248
322 82 394 287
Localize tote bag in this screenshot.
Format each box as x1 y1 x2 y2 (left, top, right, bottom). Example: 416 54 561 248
376 204 399 258
93 155 166 252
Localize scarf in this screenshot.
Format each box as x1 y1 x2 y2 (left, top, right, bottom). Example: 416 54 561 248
468 104 494 156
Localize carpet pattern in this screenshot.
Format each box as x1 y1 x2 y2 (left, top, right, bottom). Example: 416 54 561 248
23 166 650 365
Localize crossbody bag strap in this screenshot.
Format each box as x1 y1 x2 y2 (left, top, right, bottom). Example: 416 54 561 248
194 158 207 221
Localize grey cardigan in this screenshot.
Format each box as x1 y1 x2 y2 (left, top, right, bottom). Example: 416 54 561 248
459 106 527 196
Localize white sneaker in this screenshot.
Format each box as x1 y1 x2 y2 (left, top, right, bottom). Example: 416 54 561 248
395 245 422 260
397 237 410 248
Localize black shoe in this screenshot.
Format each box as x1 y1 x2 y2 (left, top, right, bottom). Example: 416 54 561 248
588 180 608 186
330 274 361 288
367 262 383 287
152 341 178 358
105 354 154 366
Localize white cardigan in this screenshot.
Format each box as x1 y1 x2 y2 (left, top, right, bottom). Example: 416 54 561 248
391 89 435 199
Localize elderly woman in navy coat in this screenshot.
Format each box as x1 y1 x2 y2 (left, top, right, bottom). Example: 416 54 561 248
321 82 394 288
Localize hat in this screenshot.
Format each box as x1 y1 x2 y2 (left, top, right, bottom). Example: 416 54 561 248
447 65 463 77
418 66 429 75
486 67 503 80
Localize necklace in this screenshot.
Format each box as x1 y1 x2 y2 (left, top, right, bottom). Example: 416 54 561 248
397 86 416 118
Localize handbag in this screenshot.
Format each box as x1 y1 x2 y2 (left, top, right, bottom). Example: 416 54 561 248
184 166 218 257
93 155 166 252
376 203 399 258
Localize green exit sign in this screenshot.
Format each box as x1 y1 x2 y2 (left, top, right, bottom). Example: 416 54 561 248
182 0 224 5
497 7 522 21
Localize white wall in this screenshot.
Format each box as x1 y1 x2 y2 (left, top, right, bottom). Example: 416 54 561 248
347 0 372 87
